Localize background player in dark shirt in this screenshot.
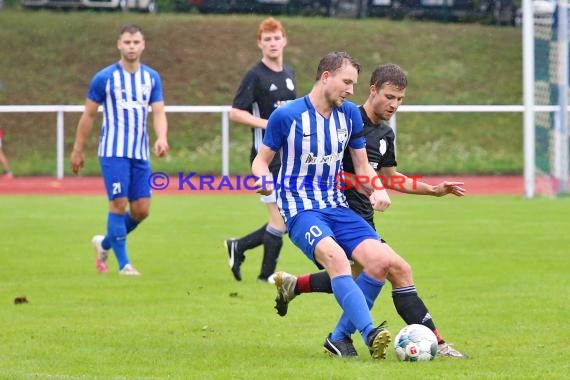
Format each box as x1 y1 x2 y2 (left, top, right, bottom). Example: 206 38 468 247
272 64 468 358
223 17 296 282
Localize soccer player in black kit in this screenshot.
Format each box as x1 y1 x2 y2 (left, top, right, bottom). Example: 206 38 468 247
272 63 468 358
224 17 296 282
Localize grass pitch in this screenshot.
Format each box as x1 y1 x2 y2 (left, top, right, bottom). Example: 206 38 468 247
0 194 568 379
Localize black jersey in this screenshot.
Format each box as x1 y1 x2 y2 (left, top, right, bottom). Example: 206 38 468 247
342 106 397 227
232 61 296 174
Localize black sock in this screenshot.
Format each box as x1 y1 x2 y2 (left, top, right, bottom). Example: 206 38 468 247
392 286 438 332
258 229 283 280
236 224 267 253
308 271 333 294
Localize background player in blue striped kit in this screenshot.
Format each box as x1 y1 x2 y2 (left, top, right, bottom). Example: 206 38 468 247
70 24 169 275
252 52 395 360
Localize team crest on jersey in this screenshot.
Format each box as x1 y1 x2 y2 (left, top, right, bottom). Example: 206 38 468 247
141 84 151 98
286 78 295 91
379 139 387 155
337 128 348 143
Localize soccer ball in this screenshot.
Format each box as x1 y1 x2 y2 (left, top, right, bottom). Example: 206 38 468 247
394 324 438 362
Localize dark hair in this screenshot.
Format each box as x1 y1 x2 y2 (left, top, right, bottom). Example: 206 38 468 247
315 51 361 81
369 63 407 90
118 24 144 39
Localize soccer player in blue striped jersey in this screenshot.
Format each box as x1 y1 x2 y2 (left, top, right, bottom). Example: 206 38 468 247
273 64 467 358
70 24 169 276
252 52 395 360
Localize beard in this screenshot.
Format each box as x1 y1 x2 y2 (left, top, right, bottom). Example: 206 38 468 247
325 91 344 108
122 51 139 63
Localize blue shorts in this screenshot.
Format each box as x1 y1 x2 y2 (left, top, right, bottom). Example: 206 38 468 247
287 207 380 268
99 157 151 201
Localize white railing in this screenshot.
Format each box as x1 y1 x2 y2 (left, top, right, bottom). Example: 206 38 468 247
0 104 564 199
391 104 560 199
0 105 231 179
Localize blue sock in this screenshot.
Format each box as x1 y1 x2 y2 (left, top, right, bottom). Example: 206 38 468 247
107 212 129 270
330 275 375 345
124 212 140 234
333 272 385 339
101 212 139 250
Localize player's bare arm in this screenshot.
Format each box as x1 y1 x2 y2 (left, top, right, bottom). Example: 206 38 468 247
70 99 99 174
151 101 169 157
379 166 466 197
252 144 276 195
350 146 391 211
229 108 268 129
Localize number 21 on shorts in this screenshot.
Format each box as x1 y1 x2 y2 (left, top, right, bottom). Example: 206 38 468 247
112 182 122 195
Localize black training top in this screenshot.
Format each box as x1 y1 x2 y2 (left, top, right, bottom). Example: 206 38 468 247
232 61 296 175
342 106 398 226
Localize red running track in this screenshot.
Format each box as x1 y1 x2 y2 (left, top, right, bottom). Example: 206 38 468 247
0 175 524 196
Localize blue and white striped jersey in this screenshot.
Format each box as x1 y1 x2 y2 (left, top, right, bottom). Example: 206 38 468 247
87 62 164 161
263 95 365 222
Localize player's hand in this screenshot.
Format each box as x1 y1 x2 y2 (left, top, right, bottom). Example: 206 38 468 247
370 189 391 212
434 181 466 197
254 177 273 196
154 138 169 158
70 149 84 175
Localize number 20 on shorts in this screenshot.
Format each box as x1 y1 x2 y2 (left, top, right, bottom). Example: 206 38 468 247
305 225 323 246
